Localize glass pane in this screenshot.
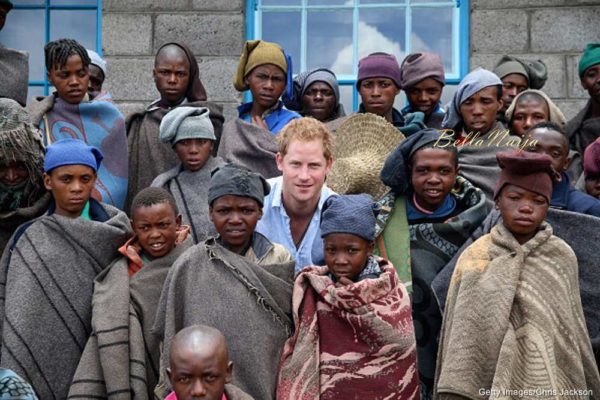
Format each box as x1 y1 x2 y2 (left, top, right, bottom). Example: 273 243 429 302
27 85 45 103
12 0 45 5
339 84 354 114
308 0 349 5
307 10 353 75
51 0 97 4
360 0 405 4
412 0 451 3
0 9 45 81
50 10 97 50
261 11 301 75
411 7 453 74
358 8 406 66
261 0 300 5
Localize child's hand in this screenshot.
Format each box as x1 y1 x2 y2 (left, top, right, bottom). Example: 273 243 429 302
336 276 354 286
251 115 269 130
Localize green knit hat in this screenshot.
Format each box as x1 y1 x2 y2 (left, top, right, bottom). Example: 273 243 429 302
579 43 600 78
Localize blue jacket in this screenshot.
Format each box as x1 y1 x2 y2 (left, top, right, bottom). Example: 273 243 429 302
238 101 301 134
551 173 600 218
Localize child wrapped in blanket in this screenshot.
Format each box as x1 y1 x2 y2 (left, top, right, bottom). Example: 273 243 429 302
277 194 420 400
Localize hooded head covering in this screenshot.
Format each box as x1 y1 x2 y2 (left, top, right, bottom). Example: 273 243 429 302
579 43 600 78
233 40 292 98
400 52 445 89
493 55 547 90
442 67 502 129
505 89 566 127
156 42 207 102
0 46 28 106
357 52 402 89
380 128 448 195
494 150 557 202
282 68 341 112
208 163 270 207
44 138 103 173
584 138 600 178
86 49 107 77
320 194 379 242
159 106 215 146
0 98 45 211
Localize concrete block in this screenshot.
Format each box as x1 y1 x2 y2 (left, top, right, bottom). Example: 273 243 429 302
473 0 573 9
470 53 566 98
471 10 528 54
567 55 590 99
103 57 158 102
553 99 588 121
102 14 152 56
154 14 244 56
197 57 242 103
113 101 146 119
531 7 600 52
103 0 189 12
192 0 243 11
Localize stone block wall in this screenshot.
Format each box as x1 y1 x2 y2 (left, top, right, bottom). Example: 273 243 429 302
101 0 244 120
470 0 600 120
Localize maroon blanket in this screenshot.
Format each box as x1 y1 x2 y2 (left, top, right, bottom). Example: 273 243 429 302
277 258 419 400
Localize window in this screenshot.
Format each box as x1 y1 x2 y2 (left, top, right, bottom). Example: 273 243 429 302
246 0 469 112
0 0 102 101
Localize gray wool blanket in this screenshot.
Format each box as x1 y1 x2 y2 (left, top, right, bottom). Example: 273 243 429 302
432 208 600 365
0 203 131 400
151 156 223 244
0 193 51 253
126 100 224 212
153 238 294 400
67 239 192 400
217 118 281 179
435 223 600 399
0 46 29 106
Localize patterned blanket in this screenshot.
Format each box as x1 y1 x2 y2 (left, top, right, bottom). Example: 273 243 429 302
277 258 419 400
435 223 600 399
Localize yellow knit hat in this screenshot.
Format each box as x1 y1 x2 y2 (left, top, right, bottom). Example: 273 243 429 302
233 40 288 91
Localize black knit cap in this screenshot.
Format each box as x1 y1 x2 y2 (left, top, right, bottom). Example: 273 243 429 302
208 163 270 207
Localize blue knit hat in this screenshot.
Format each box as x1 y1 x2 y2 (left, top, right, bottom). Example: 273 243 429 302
320 194 380 242
44 138 103 173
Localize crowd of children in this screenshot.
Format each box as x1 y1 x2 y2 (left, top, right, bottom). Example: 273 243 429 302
1 7 600 398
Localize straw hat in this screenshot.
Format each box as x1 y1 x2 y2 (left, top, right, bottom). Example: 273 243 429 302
327 113 405 199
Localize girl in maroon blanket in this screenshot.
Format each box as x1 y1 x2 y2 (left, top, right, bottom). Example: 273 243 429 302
277 194 419 400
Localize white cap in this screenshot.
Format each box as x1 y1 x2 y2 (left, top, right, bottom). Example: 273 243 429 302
86 49 107 77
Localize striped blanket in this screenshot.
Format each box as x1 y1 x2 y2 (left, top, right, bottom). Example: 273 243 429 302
0 201 130 400
68 239 191 400
276 258 420 400
435 222 600 399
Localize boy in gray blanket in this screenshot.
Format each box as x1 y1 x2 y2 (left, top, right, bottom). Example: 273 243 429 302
152 106 224 244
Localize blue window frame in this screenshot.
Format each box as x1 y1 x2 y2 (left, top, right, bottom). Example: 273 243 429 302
0 0 102 101
246 0 469 112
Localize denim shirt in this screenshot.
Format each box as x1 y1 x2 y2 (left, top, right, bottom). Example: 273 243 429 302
256 176 335 273
237 101 301 134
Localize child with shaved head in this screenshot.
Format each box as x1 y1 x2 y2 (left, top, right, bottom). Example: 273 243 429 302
166 325 253 400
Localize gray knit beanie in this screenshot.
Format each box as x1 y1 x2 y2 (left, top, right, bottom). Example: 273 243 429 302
320 194 380 242
159 106 215 146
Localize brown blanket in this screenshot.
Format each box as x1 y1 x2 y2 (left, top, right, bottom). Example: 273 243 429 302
217 118 281 179
277 259 420 400
68 240 191 400
126 100 224 211
435 222 600 399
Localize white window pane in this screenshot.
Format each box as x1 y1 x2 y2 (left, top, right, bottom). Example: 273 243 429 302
12 0 44 4
339 84 355 114
50 10 97 50
0 9 45 81
358 8 406 64
51 0 97 4
308 0 349 5
262 11 301 74
359 0 404 4
261 0 300 5
307 10 353 75
411 7 454 74
412 0 451 3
